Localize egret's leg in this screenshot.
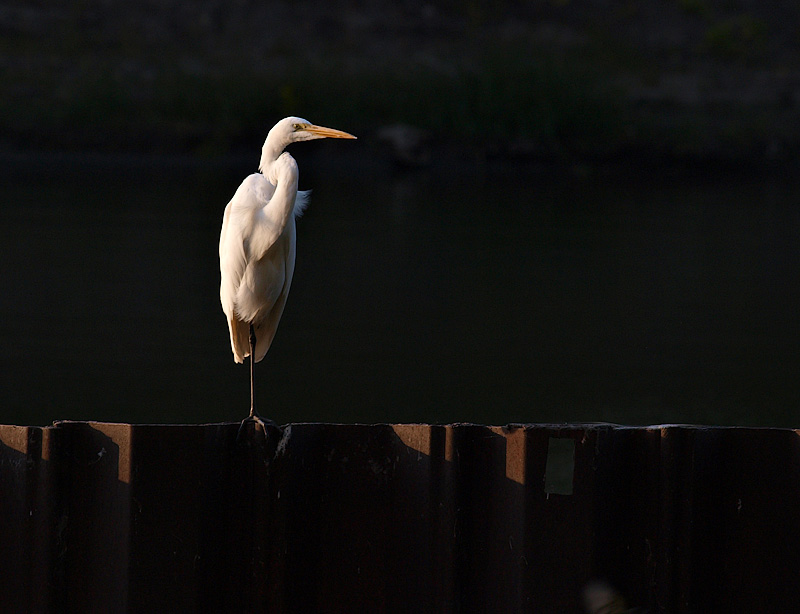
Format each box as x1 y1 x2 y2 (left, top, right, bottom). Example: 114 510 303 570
238 324 273 442
249 324 257 417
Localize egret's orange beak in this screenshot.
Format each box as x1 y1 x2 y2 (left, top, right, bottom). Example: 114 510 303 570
305 125 357 139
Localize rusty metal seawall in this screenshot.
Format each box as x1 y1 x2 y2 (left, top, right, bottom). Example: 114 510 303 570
2 422 800 613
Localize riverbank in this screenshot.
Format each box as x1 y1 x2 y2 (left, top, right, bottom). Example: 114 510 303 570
3 1 800 168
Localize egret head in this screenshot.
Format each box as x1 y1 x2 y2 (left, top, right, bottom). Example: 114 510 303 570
271 116 357 145
261 117 356 173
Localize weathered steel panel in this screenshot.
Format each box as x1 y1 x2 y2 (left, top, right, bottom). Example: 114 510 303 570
0 425 63 613
2 422 800 613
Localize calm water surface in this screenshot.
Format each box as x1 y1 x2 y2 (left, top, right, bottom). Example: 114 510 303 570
2 151 799 426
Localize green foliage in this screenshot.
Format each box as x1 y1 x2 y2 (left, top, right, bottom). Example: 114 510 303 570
273 45 626 156
675 0 711 18
705 15 768 60
9 42 624 157
0 27 774 162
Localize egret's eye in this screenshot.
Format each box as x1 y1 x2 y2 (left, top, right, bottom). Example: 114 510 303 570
292 123 304 131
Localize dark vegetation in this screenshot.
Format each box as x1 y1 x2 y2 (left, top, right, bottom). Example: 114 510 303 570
3 0 800 166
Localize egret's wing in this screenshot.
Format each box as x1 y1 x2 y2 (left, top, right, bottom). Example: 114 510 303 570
219 174 279 361
219 199 242 316
253 220 297 361
220 178 254 318
219 192 250 362
219 199 232 260
219 174 276 255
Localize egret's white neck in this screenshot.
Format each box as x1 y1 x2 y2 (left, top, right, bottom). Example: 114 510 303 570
258 131 290 176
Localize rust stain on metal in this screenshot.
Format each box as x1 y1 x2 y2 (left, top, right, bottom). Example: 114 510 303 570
2 422 800 612
500 426 526 485
391 423 432 456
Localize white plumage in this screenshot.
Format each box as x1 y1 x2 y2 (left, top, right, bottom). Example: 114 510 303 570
219 155 299 362
218 117 355 417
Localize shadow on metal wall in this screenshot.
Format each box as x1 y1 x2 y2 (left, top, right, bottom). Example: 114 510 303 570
2 422 800 613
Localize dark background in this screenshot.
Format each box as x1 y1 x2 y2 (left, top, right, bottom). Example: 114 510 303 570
2 1 799 426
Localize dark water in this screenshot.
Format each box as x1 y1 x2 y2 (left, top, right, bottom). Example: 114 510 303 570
2 151 799 427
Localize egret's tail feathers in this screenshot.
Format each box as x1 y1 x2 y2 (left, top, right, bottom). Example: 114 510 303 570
230 316 277 364
253 320 277 363
229 317 250 364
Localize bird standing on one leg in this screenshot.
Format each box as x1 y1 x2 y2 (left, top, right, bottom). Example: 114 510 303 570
219 117 356 431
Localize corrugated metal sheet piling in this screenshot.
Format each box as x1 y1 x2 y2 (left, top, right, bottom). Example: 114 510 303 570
2 422 800 612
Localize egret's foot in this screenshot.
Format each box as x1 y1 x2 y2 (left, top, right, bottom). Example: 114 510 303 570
237 411 278 444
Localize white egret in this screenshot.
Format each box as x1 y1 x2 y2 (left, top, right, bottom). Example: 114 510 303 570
219 116 356 428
